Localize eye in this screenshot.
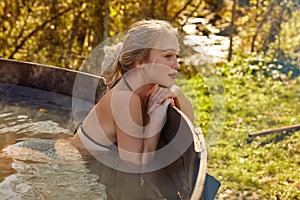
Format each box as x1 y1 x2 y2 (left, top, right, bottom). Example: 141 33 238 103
165 54 179 60
165 54 173 59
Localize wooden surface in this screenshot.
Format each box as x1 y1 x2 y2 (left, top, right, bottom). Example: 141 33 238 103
0 58 106 103
249 124 300 137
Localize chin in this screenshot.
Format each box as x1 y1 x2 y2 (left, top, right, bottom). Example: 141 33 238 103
159 80 174 88
148 77 174 88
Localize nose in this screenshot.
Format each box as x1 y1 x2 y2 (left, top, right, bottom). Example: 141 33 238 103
172 58 181 70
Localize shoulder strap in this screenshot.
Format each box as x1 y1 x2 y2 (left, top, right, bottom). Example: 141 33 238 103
123 76 133 91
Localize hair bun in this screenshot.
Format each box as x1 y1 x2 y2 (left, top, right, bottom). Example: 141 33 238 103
101 42 123 75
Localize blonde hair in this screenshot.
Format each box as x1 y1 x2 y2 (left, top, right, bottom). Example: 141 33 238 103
101 19 178 88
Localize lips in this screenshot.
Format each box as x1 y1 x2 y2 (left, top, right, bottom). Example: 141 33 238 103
168 72 178 79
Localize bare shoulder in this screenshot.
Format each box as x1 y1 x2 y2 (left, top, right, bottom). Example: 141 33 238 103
110 90 143 125
111 89 141 107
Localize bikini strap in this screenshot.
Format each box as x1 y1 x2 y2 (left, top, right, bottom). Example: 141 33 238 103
74 122 83 135
123 76 133 91
79 124 118 151
110 77 122 89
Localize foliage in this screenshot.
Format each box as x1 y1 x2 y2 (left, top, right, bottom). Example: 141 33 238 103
0 0 95 69
221 52 300 80
1 0 299 76
0 0 220 70
234 0 300 60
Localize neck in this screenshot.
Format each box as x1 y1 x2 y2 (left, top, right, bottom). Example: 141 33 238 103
123 68 155 99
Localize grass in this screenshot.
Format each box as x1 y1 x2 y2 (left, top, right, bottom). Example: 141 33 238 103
177 69 300 199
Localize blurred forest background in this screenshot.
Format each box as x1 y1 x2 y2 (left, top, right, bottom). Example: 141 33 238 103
1 0 299 74
1 0 300 199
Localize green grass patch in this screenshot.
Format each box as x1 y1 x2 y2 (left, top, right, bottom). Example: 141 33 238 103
177 70 300 199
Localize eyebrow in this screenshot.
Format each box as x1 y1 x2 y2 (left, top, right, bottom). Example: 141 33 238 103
162 49 180 54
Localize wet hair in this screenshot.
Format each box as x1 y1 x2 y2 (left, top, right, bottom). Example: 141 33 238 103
101 19 178 88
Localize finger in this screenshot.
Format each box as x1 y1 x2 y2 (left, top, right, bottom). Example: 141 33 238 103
161 98 172 109
148 86 160 104
170 99 175 106
150 86 162 101
148 98 171 114
148 87 164 111
147 103 160 114
152 88 171 104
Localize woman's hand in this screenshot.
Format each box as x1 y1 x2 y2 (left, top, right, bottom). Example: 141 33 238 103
148 85 194 122
148 85 180 113
145 98 172 137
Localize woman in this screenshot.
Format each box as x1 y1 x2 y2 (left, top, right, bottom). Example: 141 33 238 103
71 19 194 166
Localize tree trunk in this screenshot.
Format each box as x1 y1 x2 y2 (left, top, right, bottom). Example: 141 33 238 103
150 0 156 18
251 0 278 52
163 0 169 19
92 0 105 48
104 0 110 39
228 0 237 61
64 10 82 69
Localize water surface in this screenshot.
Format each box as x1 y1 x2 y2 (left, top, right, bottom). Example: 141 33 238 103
0 83 107 199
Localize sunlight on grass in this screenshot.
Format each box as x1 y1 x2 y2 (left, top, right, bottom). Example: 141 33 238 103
178 71 300 199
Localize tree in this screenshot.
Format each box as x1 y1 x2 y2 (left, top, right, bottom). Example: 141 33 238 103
1 0 298 74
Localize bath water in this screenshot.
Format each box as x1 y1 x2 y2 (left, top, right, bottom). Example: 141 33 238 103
0 82 107 199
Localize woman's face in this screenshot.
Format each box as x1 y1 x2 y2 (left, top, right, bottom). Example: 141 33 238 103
141 32 180 88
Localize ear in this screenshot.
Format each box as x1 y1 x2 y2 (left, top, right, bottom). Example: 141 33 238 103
135 64 145 69
134 60 143 68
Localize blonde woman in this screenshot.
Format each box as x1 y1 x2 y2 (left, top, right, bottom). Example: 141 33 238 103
71 19 194 166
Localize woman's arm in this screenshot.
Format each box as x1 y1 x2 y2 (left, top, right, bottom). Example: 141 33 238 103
141 98 172 164
113 91 170 165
